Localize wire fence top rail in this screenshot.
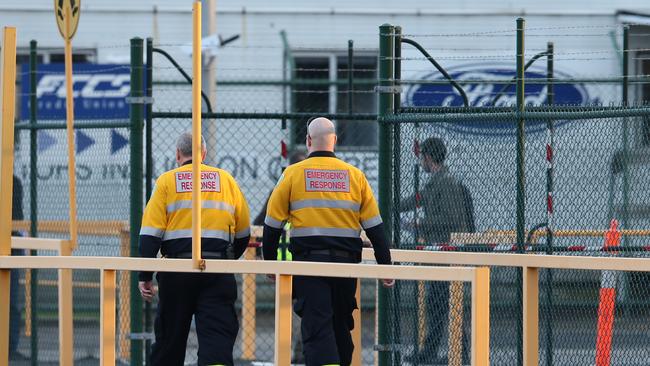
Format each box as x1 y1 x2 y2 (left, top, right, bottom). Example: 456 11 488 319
0 255 476 282
151 111 378 120
381 105 650 123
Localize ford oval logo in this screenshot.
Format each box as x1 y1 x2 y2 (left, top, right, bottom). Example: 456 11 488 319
405 63 599 136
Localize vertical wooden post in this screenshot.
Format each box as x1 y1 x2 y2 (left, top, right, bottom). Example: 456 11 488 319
351 278 362 366
274 274 292 366
118 229 131 360
100 270 116 366
191 0 203 269
449 281 465 366
25 269 32 336
417 281 426 350
523 267 539 366
58 241 74 366
241 247 256 360
0 26 17 365
63 6 78 250
471 267 490 366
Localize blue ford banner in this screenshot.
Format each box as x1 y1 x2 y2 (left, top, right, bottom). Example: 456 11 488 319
21 64 130 120
405 63 600 135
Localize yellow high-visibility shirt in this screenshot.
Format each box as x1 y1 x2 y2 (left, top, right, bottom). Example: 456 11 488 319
264 152 382 255
140 162 250 255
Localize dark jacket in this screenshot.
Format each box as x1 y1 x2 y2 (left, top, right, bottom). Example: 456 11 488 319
12 175 23 236
398 168 475 244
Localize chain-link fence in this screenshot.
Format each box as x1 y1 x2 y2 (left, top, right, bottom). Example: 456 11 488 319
384 112 650 365
10 55 133 365
10 19 650 366
372 20 650 365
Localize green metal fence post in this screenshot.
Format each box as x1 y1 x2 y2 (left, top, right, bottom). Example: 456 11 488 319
280 30 297 150
515 17 526 366
348 40 354 115
544 41 554 366
622 26 630 247
144 37 154 365
391 25 404 366
378 23 395 366
28 39 39 366
129 37 145 366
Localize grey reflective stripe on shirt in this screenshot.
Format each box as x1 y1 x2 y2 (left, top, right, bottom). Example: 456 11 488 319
140 226 164 238
290 199 360 211
166 200 235 215
291 227 361 238
264 215 284 229
162 229 231 241
361 215 383 229
235 227 251 239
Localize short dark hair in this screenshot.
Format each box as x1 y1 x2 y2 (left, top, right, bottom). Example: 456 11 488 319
420 137 446 164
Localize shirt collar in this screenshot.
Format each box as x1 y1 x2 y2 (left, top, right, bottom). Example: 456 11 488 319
307 151 336 158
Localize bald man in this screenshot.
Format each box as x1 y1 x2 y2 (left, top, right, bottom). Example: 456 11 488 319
263 117 393 366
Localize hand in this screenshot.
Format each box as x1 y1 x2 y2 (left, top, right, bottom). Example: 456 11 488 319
139 281 156 302
382 279 395 288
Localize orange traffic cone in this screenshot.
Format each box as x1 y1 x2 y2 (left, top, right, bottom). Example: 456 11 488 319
595 219 620 366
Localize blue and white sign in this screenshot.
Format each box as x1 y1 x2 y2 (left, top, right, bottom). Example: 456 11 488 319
405 63 600 135
21 64 130 120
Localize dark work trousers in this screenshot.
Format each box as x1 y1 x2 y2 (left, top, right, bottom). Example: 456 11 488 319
150 272 239 366
420 281 470 364
293 255 358 366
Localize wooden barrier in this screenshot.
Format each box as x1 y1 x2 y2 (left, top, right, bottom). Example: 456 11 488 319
11 220 132 361
0 255 489 366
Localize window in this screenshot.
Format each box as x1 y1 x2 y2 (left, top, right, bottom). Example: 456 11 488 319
291 52 377 149
641 53 650 145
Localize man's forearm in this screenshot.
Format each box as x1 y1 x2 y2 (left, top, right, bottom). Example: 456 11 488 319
139 235 161 281
233 236 250 259
262 224 282 260
365 223 392 265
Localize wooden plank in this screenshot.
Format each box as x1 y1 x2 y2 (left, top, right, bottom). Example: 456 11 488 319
11 237 66 251
0 256 477 282
448 281 464 366
100 270 117 366
523 267 539 366
362 249 650 272
351 278 361 366
0 26 18 366
241 247 256 360
471 267 490 366
12 220 127 236
274 274 292 366
118 231 130 360
58 242 74 366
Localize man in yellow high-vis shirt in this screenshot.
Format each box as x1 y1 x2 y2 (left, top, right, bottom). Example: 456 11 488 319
263 117 394 366
138 132 250 366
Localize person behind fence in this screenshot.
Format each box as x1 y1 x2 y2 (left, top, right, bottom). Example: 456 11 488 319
398 136 475 364
252 149 307 364
10 174 25 361
262 117 394 366
137 132 251 366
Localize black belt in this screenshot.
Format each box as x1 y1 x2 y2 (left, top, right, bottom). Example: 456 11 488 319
168 251 226 259
303 249 357 259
